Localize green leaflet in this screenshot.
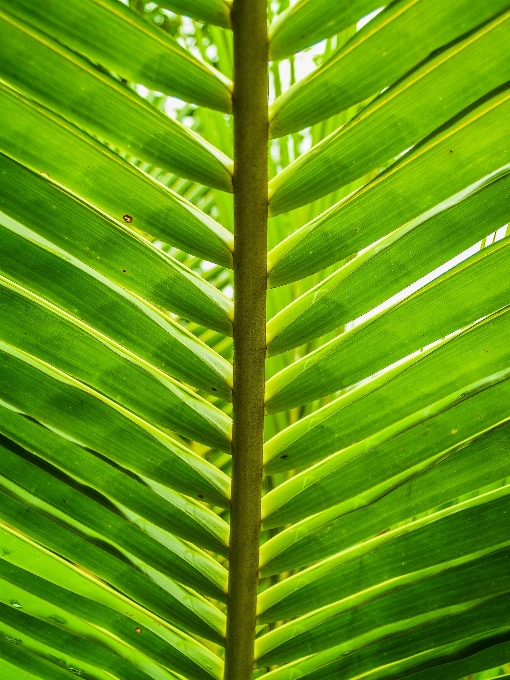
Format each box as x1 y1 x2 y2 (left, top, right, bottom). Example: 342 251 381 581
157 0 232 28
269 0 382 61
262 371 510 551
266 236 510 399
269 9 510 226
0 632 75 680
0 435 228 600
0 553 221 680
0 277 232 449
0 12 233 190
258 485 510 621
0 342 230 506
0 153 233 335
269 0 510 137
0 488 225 643
264 308 510 472
262 402 510 566
266 239 510 412
0 603 159 680
0 214 232 399
0 403 229 555
257 548 510 667
1 0 232 113
404 642 510 680
0 80 234 266
263 594 510 679
266 166 510 349
268 85 510 281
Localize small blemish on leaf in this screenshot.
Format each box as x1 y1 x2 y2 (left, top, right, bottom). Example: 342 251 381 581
49 655 67 668
135 627 142 634
211 387 217 392
123 214 133 223
281 454 288 459
122 269 127 273
197 494 204 499
48 615 67 625
451 429 458 434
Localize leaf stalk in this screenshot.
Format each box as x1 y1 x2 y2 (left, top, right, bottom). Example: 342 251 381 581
224 0 268 677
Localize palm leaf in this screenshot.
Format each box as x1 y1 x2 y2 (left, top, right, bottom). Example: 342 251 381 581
0 1 509 679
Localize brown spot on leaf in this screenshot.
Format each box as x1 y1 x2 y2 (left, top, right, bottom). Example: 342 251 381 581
123 214 133 223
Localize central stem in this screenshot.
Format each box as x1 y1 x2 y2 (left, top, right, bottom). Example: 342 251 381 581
224 1 268 678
